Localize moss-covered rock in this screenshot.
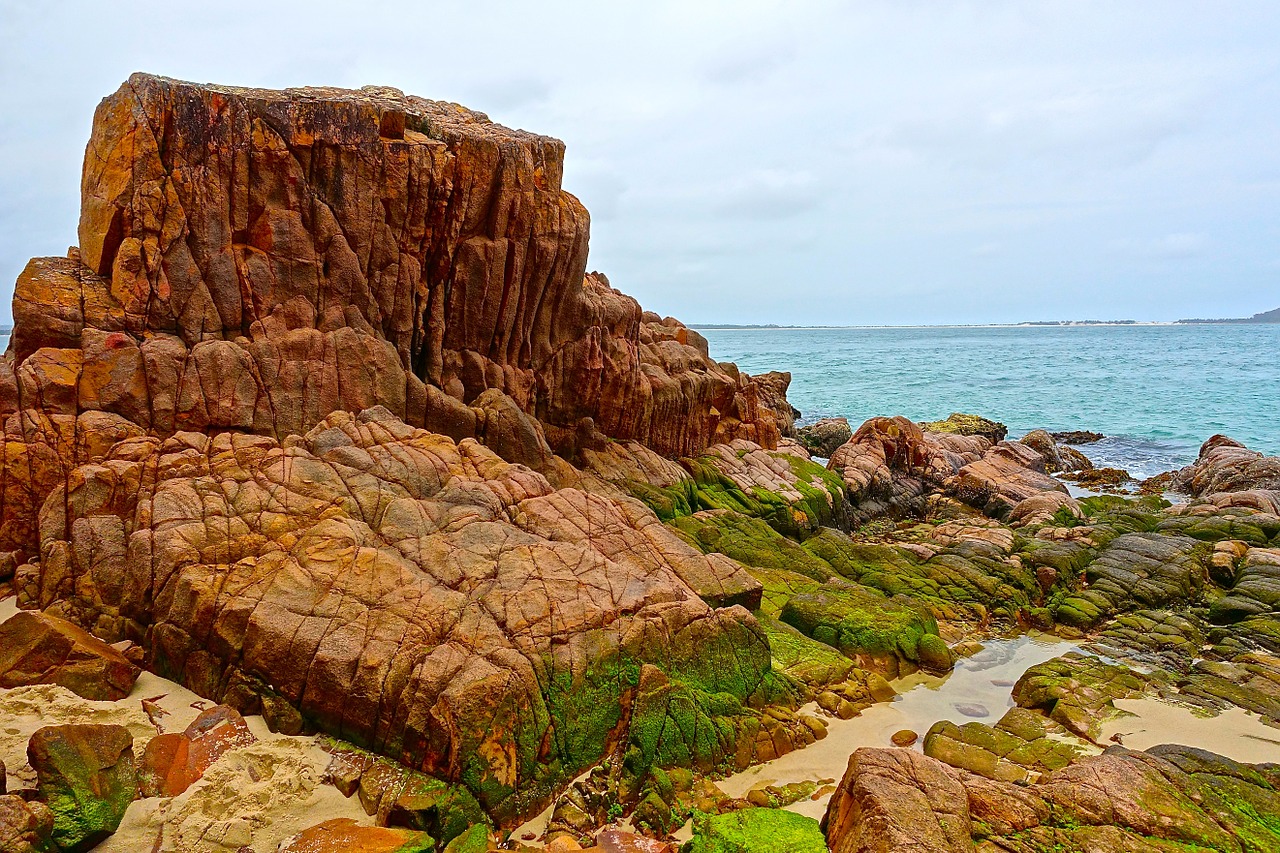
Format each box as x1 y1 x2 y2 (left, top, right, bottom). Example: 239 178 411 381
1011 653 1152 740
27 724 136 853
670 511 834 581
922 708 1085 784
919 413 1007 444
683 807 827 853
779 581 952 677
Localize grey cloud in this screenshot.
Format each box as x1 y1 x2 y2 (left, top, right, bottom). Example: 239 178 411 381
1 1 1278 326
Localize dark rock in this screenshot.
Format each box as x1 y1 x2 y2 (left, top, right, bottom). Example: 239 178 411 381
797 418 852 458
1050 430 1105 444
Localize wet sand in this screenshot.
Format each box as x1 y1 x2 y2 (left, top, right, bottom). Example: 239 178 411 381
1098 697 1280 764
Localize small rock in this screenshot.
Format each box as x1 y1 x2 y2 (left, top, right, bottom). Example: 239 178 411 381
954 703 990 718
890 730 918 747
0 795 55 853
597 826 675 852
138 704 255 797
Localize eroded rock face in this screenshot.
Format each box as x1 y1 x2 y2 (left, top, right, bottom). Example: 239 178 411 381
21 405 775 822
0 73 789 560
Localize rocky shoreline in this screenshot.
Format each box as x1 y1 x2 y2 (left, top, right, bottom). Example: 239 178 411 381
2 75 1280 853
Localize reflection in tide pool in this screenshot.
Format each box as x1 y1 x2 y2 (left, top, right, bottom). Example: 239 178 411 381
719 634 1080 820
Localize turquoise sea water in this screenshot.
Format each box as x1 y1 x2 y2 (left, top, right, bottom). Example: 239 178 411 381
700 324 1280 477
4 325 1276 478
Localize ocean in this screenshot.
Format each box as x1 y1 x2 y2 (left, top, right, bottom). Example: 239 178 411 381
4 324 1276 478
699 324 1280 478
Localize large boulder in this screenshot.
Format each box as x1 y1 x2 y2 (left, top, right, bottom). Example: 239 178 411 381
0 610 139 700
27 724 136 852
823 747 974 853
22 407 778 824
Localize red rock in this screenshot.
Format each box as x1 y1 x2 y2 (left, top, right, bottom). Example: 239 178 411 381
138 705 255 797
823 747 974 853
278 818 433 852
0 610 140 700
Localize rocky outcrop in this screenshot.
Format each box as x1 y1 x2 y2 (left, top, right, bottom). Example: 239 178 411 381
824 743 1280 853
16 405 781 822
0 73 791 562
1019 428 1092 474
1175 435 1280 498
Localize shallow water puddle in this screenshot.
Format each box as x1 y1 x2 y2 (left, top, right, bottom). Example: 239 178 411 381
719 634 1079 820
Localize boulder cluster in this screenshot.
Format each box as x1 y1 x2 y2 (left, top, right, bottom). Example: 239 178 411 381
3 74 1280 852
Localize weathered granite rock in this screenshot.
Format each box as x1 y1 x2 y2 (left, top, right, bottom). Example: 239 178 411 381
0 610 140 700
27 724 136 852
0 74 792 561
1175 435 1280 496
0 795 55 853
1010 654 1150 740
23 406 776 822
828 416 986 522
824 743 1280 852
797 418 851 459
922 708 1083 784
947 441 1069 519
1053 532 1209 628
823 747 974 853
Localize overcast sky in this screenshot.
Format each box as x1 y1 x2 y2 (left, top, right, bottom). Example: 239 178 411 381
1 1 1277 326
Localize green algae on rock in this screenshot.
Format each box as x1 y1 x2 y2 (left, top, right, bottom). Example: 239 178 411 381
684 807 827 853
27 724 136 853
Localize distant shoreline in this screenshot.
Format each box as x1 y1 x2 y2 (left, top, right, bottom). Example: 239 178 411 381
691 321 1274 331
